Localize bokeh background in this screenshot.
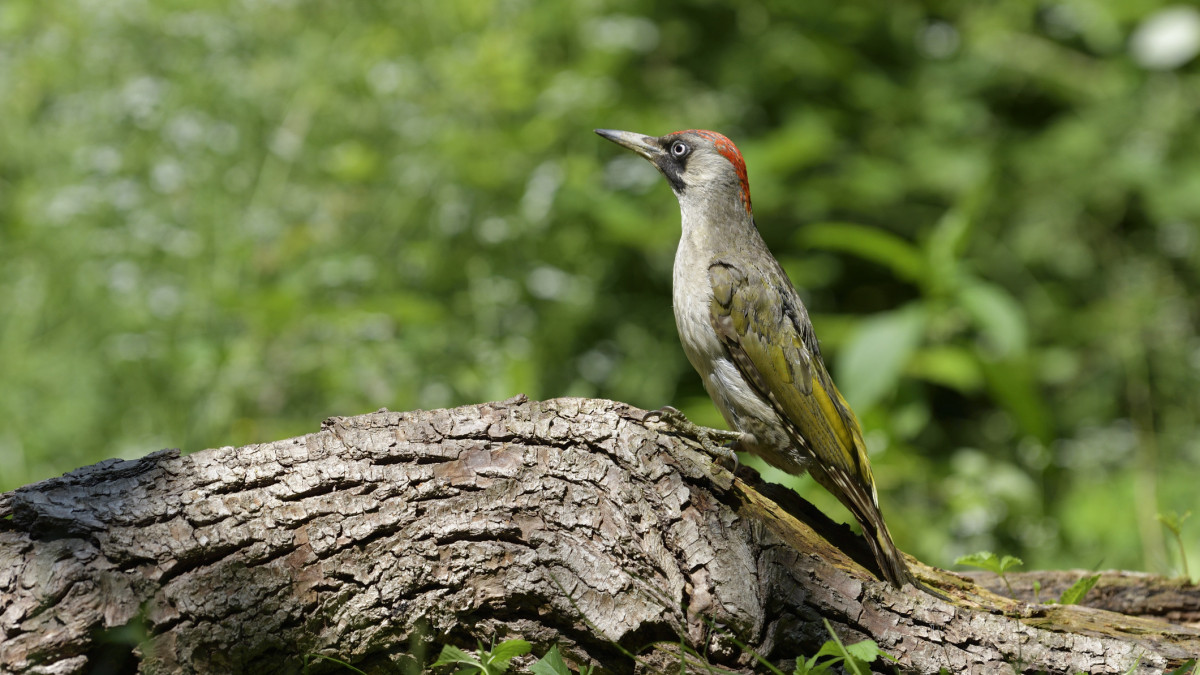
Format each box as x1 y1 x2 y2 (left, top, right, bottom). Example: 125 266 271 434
3 0 1199 576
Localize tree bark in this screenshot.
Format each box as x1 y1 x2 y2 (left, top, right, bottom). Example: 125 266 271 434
1 396 1198 674
968 570 1200 626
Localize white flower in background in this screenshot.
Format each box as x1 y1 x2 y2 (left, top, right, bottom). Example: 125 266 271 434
1130 6 1200 70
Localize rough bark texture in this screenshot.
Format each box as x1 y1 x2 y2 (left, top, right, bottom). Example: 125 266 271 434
968 571 1200 627
1 396 1198 674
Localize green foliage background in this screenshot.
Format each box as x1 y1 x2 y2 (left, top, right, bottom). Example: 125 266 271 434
2 0 1198 574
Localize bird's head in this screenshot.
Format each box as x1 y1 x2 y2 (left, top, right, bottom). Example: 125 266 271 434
595 128 752 216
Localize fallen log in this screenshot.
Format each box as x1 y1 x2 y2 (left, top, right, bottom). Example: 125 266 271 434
2 396 1197 673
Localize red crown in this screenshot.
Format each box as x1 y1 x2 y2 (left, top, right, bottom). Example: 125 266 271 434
671 129 752 215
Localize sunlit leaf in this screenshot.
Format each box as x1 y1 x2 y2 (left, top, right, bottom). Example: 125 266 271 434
809 642 844 660
836 304 927 410
432 645 482 668
488 639 532 665
906 346 984 392
997 555 1023 574
1156 510 1192 537
843 639 885 663
954 551 1023 575
957 281 1028 357
798 222 926 285
794 655 832 675
1058 574 1100 605
955 551 999 572
529 646 572 675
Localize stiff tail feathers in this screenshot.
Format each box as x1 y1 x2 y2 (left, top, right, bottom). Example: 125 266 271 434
858 511 911 588
844 480 949 599
813 465 912 588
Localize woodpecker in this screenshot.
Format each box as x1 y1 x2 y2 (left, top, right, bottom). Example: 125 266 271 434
596 128 912 589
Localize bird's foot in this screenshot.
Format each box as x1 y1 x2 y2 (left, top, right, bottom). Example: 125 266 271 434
644 406 741 471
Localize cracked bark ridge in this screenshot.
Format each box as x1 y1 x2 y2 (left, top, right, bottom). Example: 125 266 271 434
1 396 1198 674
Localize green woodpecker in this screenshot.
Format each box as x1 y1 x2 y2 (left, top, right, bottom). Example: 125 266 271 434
596 128 911 589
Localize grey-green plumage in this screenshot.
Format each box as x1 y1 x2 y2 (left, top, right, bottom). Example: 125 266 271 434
596 127 912 588
708 257 908 587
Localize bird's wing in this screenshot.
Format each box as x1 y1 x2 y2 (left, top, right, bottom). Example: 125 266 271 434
709 259 915 588
707 260 871 484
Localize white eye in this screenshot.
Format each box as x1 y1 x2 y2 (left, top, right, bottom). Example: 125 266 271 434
670 141 689 157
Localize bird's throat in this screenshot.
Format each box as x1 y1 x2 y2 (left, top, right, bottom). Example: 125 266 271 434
676 192 760 257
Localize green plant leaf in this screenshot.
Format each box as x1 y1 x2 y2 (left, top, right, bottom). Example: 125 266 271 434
796 648 835 667
836 304 927 410
794 654 833 675
996 555 1024 574
1157 510 1192 536
798 222 926 285
530 646 572 675
956 279 1047 442
843 639 885 663
907 346 984 392
821 619 867 675
1158 510 1193 579
954 551 1024 575
809 642 844 660
432 645 481 668
488 639 531 665
794 635 856 675
954 551 1001 574
1058 574 1101 605
1165 658 1196 675
957 281 1028 358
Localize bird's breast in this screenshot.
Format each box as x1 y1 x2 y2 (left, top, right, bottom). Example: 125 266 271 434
671 244 724 374
670 238 801 469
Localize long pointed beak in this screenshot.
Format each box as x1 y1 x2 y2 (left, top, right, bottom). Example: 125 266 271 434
595 129 662 161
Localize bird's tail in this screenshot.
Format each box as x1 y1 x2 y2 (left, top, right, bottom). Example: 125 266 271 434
824 469 950 599
812 466 911 588
856 502 911 589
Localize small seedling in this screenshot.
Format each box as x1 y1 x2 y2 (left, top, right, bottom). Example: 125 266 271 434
1031 580 1041 604
792 620 895 675
955 551 1023 597
431 639 531 675
1057 574 1100 605
699 615 891 675
529 645 594 675
1157 510 1192 580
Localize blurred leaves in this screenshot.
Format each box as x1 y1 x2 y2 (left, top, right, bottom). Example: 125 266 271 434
798 223 926 285
957 281 1026 359
837 304 926 411
2 0 1199 575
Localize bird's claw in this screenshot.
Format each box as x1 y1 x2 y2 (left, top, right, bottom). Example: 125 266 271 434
644 406 741 472
642 405 686 425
